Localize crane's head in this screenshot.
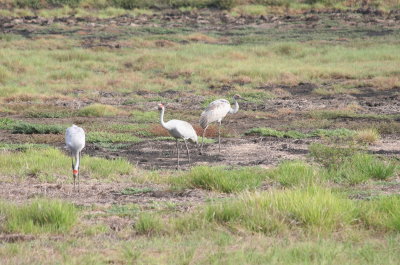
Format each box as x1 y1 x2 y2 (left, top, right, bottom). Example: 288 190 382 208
233 94 245 100
157 103 165 110
73 169 78 178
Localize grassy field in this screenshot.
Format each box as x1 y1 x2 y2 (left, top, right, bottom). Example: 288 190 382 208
1 4 400 265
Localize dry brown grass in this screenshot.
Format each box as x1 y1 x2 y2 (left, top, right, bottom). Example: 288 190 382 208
369 77 400 90
355 128 380 145
186 33 219 44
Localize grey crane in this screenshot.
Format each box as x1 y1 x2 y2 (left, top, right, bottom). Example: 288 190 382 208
158 103 198 168
199 94 245 154
65 124 85 192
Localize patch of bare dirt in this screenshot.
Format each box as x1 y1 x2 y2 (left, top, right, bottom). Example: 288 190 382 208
0 180 215 208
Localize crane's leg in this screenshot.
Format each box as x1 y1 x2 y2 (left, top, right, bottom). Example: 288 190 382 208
218 121 222 153
78 151 81 193
176 139 180 169
71 152 76 192
200 126 208 155
184 139 190 163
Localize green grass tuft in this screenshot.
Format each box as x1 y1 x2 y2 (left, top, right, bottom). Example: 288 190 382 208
12 121 64 134
171 166 268 193
78 104 122 117
269 160 319 187
0 147 135 180
131 110 159 123
0 199 77 234
246 127 355 139
205 187 357 234
0 118 16 130
135 213 164 235
87 132 142 143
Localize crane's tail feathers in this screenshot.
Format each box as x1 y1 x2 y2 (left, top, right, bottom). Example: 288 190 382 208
199 115 208 129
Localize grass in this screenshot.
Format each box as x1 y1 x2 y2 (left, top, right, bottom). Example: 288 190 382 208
0 147 135 180
203 187 357 234
1 6 400 264
0 199 77 234
355 128 381 144
309 144 397 184
0 143 49 151
87 131 142 143
120 187 154 195
11 121 65 134
131 110 159 123
77 104 123 117
323 153 397 184
171 166 268 193
269 160 319 187
310 110 400 121
246 127 355 139
135 213 164 235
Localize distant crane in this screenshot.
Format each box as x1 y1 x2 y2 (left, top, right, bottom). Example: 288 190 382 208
65 124 85 192
199 94 245 154
158 103 198 169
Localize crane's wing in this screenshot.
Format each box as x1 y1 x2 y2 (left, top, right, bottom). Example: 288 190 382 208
165 120 198 143
199 99 231 128
65 125 85 152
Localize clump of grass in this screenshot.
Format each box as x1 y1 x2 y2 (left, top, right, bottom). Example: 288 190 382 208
246 127 355 139
360 195 400 232
78 104 122 117
135 213 164 235
246 127 308 138
171 166 268 193
309 143 356 168
0 199 77 234
325 153 396 184
204 187 356 234
269 160 319 187
107 204 139 217
0 118 16 129
12 121 64 134
310 144 397 184
310 110 400 121
121 187 154 195
0 143 49 151
25 110 75 118
131 110 159 123
87 132 142 143
355 128 380 144
0 148 135 180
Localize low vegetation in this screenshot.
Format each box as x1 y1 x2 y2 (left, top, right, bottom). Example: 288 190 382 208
0 199 77 234
87 131 142 143
246 127 355 139
171 166 268 193
1 4 400 264
0 147 135 180
77 104 123 117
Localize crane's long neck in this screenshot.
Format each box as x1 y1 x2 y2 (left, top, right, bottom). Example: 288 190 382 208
230 99 239 114
73 151 80 171
160 107 168 129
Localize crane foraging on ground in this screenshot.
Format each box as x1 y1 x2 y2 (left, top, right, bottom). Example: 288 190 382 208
65 124 85 192
158 103 198 169
199 94 246 154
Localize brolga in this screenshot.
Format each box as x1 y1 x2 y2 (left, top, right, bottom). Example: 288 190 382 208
158 103 198 169
199 94 245 154
65 124 85 192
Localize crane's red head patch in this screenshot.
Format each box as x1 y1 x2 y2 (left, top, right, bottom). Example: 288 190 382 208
73 169 78 176
157 103 164 110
